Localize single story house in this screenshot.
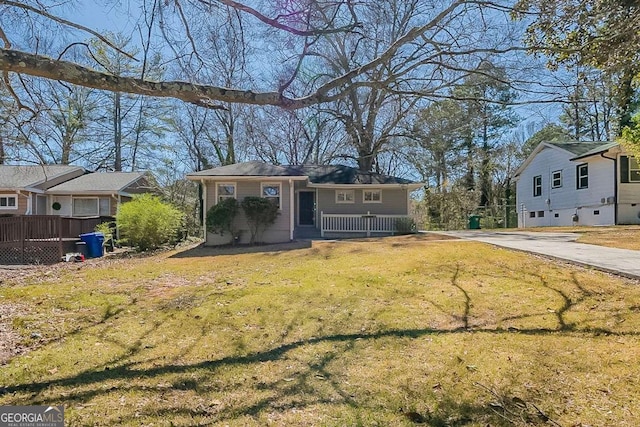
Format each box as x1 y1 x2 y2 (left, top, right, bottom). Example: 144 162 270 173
0 165 85 215
0 165 152 218
46 171 152 217
513 141 640 227
187 161 423 245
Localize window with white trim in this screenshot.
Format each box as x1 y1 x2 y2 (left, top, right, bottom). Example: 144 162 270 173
0 194 17 209
630 157 640 182
552 170 562 188
335 189 355 203
73 197 99 217
533 175 542 197
216 183 236 203
261 182 281 208
576 164 588 189
363 189 382 203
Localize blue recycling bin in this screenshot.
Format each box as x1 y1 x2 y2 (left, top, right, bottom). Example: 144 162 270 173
79 232 105 258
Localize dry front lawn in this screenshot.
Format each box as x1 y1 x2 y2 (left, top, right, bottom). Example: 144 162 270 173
0 235 639 426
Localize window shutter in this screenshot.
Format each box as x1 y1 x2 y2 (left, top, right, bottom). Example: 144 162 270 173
620 156 629 183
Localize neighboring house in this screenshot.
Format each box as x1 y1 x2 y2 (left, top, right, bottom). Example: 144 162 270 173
46 171 152 217
187 161 422 245
514 141 640 227
0 165 85 215
0 165 152 217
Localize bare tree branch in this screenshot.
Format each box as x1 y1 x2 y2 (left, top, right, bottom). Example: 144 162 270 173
196 0 361 36
0 0 137 61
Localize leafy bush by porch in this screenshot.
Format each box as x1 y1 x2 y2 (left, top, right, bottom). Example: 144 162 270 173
241 196 279 244
206 197 239 237
116 194 184 251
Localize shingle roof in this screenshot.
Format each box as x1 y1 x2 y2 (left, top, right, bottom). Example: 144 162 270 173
187 161 306 177
187 161 416 185
298 165 414 185
547 141 614 157
569 141 619 160
0 165 84 189
47 172 148 194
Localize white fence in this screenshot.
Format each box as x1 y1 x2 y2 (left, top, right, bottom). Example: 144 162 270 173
320 212 408 237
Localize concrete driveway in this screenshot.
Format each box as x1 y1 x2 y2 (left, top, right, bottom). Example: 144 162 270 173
436 230 640 280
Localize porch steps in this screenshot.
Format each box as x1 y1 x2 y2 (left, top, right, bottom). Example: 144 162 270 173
294 227 322 240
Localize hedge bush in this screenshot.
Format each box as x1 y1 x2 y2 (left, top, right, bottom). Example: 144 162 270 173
240 197 279 244
206 197 239 237
116 194 184 251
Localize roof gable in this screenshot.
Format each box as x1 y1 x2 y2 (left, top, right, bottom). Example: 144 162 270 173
0 165 85 190
46 172 149 194
514 141 615 178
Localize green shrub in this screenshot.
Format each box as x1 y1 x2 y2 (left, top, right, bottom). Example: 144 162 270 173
206 198 239 237
395 217 417 235
240 196 279 244
95 221 116 251
116 194 184 251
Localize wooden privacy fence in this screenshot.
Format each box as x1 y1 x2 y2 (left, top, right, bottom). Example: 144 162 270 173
0 215 107 265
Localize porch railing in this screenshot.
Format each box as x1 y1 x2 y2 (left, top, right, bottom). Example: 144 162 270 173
320 211 408 237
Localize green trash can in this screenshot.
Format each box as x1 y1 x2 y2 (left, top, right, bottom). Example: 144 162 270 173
468 215 481 230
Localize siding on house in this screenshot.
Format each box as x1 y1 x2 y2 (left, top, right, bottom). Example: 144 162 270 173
204 179 292 245
316 188 408 215
516 146 615 226
616 155 640 224
49 195 116 217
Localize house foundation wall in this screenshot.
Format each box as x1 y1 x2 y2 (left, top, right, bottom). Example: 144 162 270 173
519 205 615 227
618 204 640 224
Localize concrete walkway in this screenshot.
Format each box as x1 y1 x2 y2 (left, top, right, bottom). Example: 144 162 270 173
436 230 640 280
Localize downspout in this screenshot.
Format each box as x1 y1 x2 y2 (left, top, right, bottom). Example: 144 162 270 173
18 191 32 215
600 152 618 225
289 179 294 241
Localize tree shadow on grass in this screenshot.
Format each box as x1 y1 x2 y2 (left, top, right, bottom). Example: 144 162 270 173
2 260 639 425
168 241 312 258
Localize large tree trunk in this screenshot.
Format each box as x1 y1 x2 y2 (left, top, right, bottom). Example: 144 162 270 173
114 92 122 171
357 148 375 172
0 135 5 164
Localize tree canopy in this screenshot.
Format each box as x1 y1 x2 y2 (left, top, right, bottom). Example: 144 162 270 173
0 1 527 110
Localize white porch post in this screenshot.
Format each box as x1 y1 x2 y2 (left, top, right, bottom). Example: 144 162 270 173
289 179 294 241
366 211 371 237
201 179 207 240
320 211 324 237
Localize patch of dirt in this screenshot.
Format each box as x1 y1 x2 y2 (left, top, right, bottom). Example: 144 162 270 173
0 303 29 365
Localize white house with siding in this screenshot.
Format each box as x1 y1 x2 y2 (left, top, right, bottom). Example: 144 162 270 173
514 141 640 227
187 161 423 245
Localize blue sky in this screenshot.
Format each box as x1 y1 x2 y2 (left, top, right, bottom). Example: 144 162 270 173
73 1 139 37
